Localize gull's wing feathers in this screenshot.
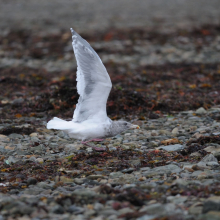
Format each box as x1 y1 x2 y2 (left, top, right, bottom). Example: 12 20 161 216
70 28 112 123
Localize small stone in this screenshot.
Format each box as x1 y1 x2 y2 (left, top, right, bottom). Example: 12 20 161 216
139 203 177 216
37 181 54 189
68 205 84 214
118 207 134 215
171 127 179 134
202 211 220 220
12 98 24 106
151 131 158 136
167 195 187 205
29 133 38 137
195 107 207 114
56 176 74 183
173 179 188 186
27 178 38 185
188 202 203 215
203 196 220 213
121 168 134 173
0 134 10 142
190 126 197 132
31 136 40 142
199 154 219 166
94 202 104 211
87 175 104 180
64 144 81 151
204 146 220 154
109 172 123 179
139 176 147 181
9 133 23 139
51 205 64 214
184 167 194 172
142 164 181 177
36 158 44 163
148 141 159 148
29 156 36 162
137 215 158 220
5 146 15 150
158 144 184 152
161 138 179 145
7 156 19 164
214 152 220 160
192 132 203 139
74 178 85 185
197 172 210 180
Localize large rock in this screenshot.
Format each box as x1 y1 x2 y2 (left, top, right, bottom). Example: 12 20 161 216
195 107 207 115
142 164 182 177
158 144 184 152
198 154 219 167
203 196 220 213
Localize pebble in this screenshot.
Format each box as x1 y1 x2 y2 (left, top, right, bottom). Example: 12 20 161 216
195 107 207 115
27 178 38 185
203 196 220 213
158 144 184 152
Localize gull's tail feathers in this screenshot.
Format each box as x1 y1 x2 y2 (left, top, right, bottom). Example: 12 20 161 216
47 117 76 130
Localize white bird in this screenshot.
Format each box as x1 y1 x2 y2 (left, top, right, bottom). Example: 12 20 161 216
47 28 139 150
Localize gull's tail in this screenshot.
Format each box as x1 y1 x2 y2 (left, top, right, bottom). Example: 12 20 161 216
47 117 74 130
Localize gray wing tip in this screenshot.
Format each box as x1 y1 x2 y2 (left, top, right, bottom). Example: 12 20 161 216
70 28 76 35
70 28 80 42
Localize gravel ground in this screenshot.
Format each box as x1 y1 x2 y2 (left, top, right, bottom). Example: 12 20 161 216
1 108 220 220
1 1 220 220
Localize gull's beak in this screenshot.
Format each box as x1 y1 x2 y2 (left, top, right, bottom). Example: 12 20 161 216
130 124 140 129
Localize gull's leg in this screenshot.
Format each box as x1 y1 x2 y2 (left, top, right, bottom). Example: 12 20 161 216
91 138 104 142
81 142 93 148
82 138 104 144
81 139 105 152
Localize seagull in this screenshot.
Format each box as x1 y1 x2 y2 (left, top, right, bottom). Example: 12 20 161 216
47 28 139 150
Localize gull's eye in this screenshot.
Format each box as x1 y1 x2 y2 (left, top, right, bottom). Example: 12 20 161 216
124 123 127 126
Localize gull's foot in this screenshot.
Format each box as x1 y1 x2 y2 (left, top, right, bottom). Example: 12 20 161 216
81 140 106 151
91 146 106 152
82 139 104 144
91 138 104 142
81 142 93 148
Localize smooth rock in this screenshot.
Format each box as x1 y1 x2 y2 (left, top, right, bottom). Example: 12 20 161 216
203 196 220 213
199 154 219 167
29 133 38 137
12 98 24 106
109 172 123 179
158 144 184 152
36 158 44 163
188 202 203 215
0 134 10 142
68 205 84 214
142 164 181 177
137 215 157 220
140 203 179 216
196 107 207 114
204 146 220 154
171 127 179 134
201 211 220 220
27 178 38 185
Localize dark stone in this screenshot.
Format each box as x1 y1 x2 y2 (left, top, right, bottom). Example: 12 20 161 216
51 205 64 214
27 177 38 185
68 205 84 214
203 197 220 213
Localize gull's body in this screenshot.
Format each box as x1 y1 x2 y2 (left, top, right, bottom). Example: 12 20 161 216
47 28 139 143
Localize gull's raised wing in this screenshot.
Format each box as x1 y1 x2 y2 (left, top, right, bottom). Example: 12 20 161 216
70 28 112 123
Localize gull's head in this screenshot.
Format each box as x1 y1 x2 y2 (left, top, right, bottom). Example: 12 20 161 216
111 121 140 136
116 121 140 130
